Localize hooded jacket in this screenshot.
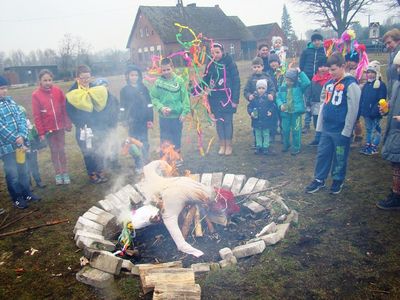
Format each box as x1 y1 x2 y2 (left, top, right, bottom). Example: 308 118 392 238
247 93 278 129
360 79 387 118
299 42 326 79
32 85 71 137
203 53 241 113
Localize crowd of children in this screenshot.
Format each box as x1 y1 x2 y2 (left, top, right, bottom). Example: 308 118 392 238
1 28 400 210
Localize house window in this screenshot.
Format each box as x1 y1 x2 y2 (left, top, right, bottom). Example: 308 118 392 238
138 48 143 62
150 46 155 52
145 27 150 37
139 28 144 38
230 43 235 55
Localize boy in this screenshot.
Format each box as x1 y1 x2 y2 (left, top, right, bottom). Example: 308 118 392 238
150 58 190 152
266 53 283 91
359 61 387 155
66 65 109 184
305 52 361 195
0 75 40 209
247 79 277 155
244 57 276 102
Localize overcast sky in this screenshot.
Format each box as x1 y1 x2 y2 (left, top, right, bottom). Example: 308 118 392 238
1 0 392 53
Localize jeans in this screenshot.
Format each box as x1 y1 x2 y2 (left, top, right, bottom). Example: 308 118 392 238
159 117 183 150
26 151 42 185
1 152 31 202
214 111 234 140
364 117 381 146
75 130 103 176
314 131 351 182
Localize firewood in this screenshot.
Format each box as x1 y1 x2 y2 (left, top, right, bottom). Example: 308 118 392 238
194 205 203 237
0 219 68 238
206 211 227 226
153 283 201 300
181 206 196 239
205 217 215 233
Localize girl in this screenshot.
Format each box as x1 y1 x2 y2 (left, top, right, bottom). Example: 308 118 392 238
203 43 240 156
120 65 153 171
32 69 72 185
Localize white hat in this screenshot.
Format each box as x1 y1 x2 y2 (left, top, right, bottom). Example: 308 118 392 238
367 60 381 74
256 79 268 89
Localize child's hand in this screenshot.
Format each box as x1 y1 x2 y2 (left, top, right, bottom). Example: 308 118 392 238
267 94 274 101
147 121 154 129
393 116 400 122
231 102 238 108
248 94 255 101
251 112 256 118
280 105 286 112
267 111 272 117
39 135 46 141
161 107 171 116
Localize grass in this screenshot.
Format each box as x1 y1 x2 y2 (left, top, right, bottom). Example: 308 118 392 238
1 57 400 299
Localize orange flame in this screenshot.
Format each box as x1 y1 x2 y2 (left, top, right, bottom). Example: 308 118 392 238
160 141 183 176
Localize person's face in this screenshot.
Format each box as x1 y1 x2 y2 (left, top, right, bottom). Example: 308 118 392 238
270 61 279 70
211 47 223 61
346 61 358 71
286 78 294 87
77 72 92 88
329 64 345 80
259 46 269 58
312 39 322 48
0 86 7 98
252 64 263 74
274 39 282 49
39 73 53 90
318 66 329 74
257 86 266 96
128 71 139 85
366 70 377 81
384 37 400 51
161 64 173 79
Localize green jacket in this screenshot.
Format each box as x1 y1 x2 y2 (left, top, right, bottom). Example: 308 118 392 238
276 71 310 115
150 73 191 119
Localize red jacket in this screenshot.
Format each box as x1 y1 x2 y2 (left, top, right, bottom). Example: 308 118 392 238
32 86 71 136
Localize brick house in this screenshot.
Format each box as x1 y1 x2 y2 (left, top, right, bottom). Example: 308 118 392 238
247 23 287 50
126 3 258 67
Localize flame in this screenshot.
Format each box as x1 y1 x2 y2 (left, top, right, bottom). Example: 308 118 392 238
160 141 183 176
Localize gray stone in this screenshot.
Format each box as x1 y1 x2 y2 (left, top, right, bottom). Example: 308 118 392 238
285 210 299 225
121 259 135 272
83 247 98 259
254 196 273 209
114 189 131 206
277 214 287 222
219 247 233 260
276 223 290 239
243 200 266 213
221 173 235 190
200 173 212 186
134 183 152 202
191 263 211 273
106 194 126 210
90 250 123 275
249 179 270 199
219 256 237 268
82 210 120 240
76 266 114 289
73 216 104 235
122 184 143 204
232 240 266 259
256 222 277 237
97 199 115 213
239 177 259 195
209 262 221 271
230 175 247 196
76 236 116 252
74 229 105 242
88 206 107 215
259 232 282 245
210 172 223 188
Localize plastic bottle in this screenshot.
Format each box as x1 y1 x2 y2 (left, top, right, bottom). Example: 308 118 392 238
252 108 258 119
15 145 26 164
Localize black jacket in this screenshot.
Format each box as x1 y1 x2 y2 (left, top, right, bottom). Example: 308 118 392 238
299 43 326 79
247 94 278 129
120 83 153 137
243 72 276 101
360 80 387 118
203 54 240 113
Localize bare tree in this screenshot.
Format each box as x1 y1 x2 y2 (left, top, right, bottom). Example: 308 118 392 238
292 0 380 35
9 50 26 66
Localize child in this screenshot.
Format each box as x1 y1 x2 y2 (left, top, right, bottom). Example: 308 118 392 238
247 79 277 155
0 75 40 209
202 43 240 156
151 58 190 153
276 68 311 155
305 52 361 195
266 53 283 91
32 69 71 185
309 58 331 146
257 44 271 73
66 65 109 184
359 61 387 155
19 105 46 188
120 65 153 168
244 57 276 102
271 36 287 67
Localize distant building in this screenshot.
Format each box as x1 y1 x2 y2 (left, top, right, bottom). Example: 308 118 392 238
247 23 287 49
4 65 58 85
126 2 286 66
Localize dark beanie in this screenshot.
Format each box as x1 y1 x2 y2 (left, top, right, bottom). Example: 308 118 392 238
0 75 9 87
311 31 323 42
285 69 299 83
268 53 281 65
252 57 264 66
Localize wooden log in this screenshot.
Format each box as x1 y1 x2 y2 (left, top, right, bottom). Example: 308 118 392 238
194 205 203 237
143 268 195 291
181 206 197 239
205 217 215 233
153 283 201 300
206 211 227 226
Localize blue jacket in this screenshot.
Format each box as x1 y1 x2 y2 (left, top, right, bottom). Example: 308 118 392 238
247 94 278 129
243 72 276 101
276 71 310 115
360 80 387 118
0 96 28 157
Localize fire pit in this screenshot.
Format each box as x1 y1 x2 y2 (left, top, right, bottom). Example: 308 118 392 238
74 162 297 298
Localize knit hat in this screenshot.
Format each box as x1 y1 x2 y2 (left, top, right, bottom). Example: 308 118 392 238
252 57 264 66
311 31 323 42
367 61 382 89
268 53 281 65
394 51 400 66
0 75 9 87
256 79 268 89
285 69 298 83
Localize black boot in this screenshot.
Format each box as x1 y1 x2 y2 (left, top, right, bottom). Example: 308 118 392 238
376 191 400 210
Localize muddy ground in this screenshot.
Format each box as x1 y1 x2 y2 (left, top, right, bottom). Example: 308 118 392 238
1 56 400 299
